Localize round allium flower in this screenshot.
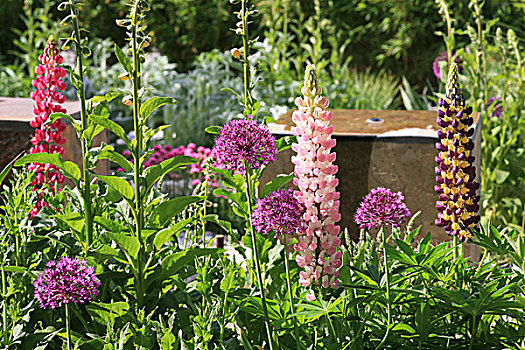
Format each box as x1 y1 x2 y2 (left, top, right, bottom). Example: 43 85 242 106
434 62 480 242
291 64 342 290
354 187 411 230
33 256 100 309
433 51 461 79
252 188 306 240
213 118 278 174
486 97 503 118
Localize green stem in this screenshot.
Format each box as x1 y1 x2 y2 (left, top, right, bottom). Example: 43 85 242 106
70 3 93 251
241 0 250 115
65 303 72 350
202 165 208 247
131 0 145 310
2 264 7 346
382 227 391 325
375 226 391 349
284 248 301 349
245 166 274 350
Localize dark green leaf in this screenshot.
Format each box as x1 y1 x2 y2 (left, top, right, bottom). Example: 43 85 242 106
153 217 193 249
140 96 177 122
150 196 204 227
261 173 294 198
15 153 80 183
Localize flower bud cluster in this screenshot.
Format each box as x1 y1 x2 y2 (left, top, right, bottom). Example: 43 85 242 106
434 62 480 241
28 37 68 217
291 65 342 289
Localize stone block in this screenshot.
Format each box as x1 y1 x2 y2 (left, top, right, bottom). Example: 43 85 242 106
260 109 481 256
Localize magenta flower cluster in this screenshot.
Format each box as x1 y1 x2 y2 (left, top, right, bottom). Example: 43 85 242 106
486 97 503 118
121 142 217 187
354 187 411 230
252 188 306 243
33 256 100 309
213 118 278 174
28 37 68 217
291 65 342 290
432 51 461 79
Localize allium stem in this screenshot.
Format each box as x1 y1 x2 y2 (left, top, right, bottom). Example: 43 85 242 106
374 226 392 350
284 248 301 349
65 303 72 350
245 165 274 350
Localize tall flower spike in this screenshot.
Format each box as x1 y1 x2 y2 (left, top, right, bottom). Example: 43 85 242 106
291 64 342 290
29 36 68 217
434 62 480 242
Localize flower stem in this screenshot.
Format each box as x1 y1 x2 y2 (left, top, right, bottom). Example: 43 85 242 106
382 227 391 325
130 0 145 309
65 303 72 350
70 2 93 251
240 0 250 115
244 165 274 350
284 248 301 349
375 226 392 349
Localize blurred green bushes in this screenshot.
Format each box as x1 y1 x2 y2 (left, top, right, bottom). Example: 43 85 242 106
2 0 524 85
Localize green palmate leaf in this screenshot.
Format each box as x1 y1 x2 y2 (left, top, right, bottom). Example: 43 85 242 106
15 153 81 184
144 156 197 192
106 231 140 260
115 44 132 73
161 248 224 276
153 217 193 249
205 126 221 134
53 212 85 233
94 174 134 201
261 173 294 198
140 96 177 122
90 114 131 148
98 147 133 172
150 196 204 227
276 135 297 152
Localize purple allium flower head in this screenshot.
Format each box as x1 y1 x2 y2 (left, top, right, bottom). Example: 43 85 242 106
213 118 278 174
354 187 411 230
486 97 503 118
33 256 100 309
252 188 306 238
433 51 461 79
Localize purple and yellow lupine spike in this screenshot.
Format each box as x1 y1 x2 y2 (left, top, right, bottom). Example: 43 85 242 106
434 62 480 242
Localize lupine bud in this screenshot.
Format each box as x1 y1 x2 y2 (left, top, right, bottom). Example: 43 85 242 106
292 64 341 291
434 62 480 242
